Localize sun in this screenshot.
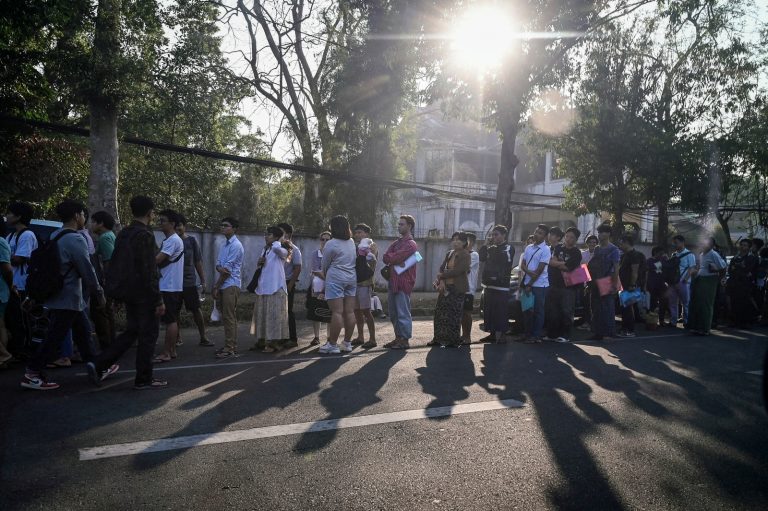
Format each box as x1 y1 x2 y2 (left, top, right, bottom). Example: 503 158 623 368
449 4 517 72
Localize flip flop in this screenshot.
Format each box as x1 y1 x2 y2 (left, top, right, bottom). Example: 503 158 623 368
153 356 172 364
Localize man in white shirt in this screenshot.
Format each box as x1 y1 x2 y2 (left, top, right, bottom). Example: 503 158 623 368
520 224 552 342
4 201 37 355
153 210 185 362
461 232 480 344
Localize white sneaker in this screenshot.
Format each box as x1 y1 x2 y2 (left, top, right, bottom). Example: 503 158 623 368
542 336 558 342
340 341 353 352
318 342 340 354
555 337 570 343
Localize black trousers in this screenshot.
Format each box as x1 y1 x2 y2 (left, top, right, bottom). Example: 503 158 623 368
5 290 31 356
28 309 95 375
96 302 159 385
286 281 297 341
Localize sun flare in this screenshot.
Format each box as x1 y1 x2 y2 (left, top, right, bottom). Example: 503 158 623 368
449 4 516 72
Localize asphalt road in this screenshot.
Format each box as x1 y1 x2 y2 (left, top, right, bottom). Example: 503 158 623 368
1 316 767 510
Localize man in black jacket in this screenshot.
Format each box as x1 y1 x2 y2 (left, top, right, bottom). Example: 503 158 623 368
479 225 515 343
88 196 168 390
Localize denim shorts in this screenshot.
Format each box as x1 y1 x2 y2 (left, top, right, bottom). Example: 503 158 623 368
325 281 357 300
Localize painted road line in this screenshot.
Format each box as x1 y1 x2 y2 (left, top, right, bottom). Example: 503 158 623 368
745 370 763 376
78 398 525 461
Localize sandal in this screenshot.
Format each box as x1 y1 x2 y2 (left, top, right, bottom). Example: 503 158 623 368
361 340 377 349
153 355 172 363
46 358 72 368
310 337 321 346
134 378 168 390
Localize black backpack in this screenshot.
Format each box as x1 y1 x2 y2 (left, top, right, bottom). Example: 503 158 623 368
25 229 78 303
104 226 145 302
662 250 689 285
356 254 374 283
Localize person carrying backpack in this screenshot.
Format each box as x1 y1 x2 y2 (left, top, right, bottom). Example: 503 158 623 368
89 195 167 390
665 235 697 327
20 200 114 390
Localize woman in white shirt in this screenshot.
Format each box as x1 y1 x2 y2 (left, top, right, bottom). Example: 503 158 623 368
250 226 291 353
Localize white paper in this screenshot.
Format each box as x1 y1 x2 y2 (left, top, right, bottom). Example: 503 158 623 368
394 251 423 275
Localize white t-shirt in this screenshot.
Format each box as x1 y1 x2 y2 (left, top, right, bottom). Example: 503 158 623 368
467 250 480 295
159 233 184 292
522 242 551 288
6 230 38 290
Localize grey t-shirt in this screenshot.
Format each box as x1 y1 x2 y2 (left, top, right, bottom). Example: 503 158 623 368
182 236 202 288
284 241 302 281
45 228 101 311
321 238 356 285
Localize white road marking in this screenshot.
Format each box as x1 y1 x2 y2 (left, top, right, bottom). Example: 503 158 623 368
78 398 525 461
745 370 763 376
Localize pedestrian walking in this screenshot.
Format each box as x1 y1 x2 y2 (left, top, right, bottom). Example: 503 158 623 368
90 211 116 348
93 195 167 389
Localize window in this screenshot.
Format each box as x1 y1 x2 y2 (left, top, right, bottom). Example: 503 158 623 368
459 208 482 226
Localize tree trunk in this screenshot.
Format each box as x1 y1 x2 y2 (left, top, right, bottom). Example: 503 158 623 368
494 118 521 231
89 0 122 225
89 97 120 223
716 211 735 255
657 199 669 246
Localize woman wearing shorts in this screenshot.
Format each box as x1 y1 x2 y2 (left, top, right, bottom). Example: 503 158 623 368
318 216 357 354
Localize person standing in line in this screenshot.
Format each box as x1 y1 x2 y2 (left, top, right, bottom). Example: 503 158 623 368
544 227 582 343
277 223 302 349
351 223 378 349
152 210 185 363
213 217 244 359
4 201 37 356
665 234 697 327
90 210 116 348
91 196 166 389
479 225 515 344
726 239 759 328
520 224 552 343
21 200 113 390
577 235 598 331
0 231 12 369
318 216 357 354
646 247 669 327
429 231 471 347
175 215 211 347
308 232 331 345
616 234 646 338
382 215 419 350
687 237 727 335
250 226 291 353
461 232 480 344
587 223 621 341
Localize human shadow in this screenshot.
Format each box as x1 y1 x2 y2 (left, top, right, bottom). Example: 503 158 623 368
416 345 477 415
132 353 352 470
292 350 407 453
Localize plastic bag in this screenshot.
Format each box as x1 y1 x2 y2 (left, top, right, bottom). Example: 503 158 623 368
210 300 221 322
520 289 535 312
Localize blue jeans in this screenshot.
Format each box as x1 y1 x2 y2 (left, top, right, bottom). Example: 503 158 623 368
28 309 95 375
388 291 412 340
524 287 549 338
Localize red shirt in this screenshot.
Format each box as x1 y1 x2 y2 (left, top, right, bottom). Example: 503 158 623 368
383 235 418 295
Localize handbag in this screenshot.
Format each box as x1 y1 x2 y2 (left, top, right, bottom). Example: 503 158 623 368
563 264 592 287
246 246 270 293
380 265 391 281
595 276 622 297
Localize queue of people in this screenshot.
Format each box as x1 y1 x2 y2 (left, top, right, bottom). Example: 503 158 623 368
2 196 766 391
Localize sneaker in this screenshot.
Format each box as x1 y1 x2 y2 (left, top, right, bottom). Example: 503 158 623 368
86 361 101 386
175 339 184 346
215 349 237 359
555 337 570 343
542 336 558 342
318 342 340 354
101 364 120 381
21 373 60 390
616 331 636 338
340 341 353 352
390 339 410 350
361 340 377 349
134 378 168 390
